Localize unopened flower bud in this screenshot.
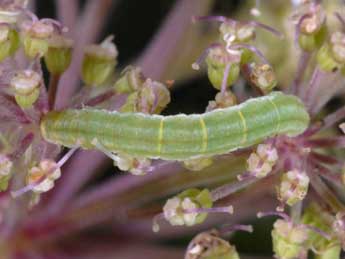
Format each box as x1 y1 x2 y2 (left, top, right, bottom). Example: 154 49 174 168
27 159 61 193
82 36 118 86
114 66 145 93
206 47 240 90
206 90 237 111
246 144 278 179
11 69 41 109
249 63 277 94
185 229 240 259
114 153 151 176
272 219 309 259
0 24 19 62
163 188 213 227
44 34 73 75
183 157 213 171
22 20 55 58
277 169 309 207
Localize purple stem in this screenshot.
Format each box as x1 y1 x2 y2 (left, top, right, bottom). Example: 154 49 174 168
137 0 213 79
291 51 311 95
55 0 114 109
221 63 231 93
8 133 34 160
304 137 345 148
56 0 79 37
322 106 345 130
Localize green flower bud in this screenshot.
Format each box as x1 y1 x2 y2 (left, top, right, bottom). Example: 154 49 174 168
44 34 73 75
185 229 240 259
0 24 19 62
11 70 41 109
249 63 277 94
82 36 118 87
277 169 309 208
316 44 339 72
298 25 327 52
22 20 55 58
206 48 240 90
163 188 213 227
272 219 309 259
114 66 145 93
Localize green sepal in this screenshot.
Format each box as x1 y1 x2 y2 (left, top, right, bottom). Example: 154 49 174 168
206 61 240 90
14 87 40 109
23 36 49 59
316 44 339 72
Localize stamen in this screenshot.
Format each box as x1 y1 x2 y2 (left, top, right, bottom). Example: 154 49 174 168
257 211 291 221
183 205 234 215
192 43 222 70
220 224 253 235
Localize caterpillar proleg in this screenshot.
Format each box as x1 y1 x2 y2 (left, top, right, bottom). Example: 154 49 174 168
40 92 309 161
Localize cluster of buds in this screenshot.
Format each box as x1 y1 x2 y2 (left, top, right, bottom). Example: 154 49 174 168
26 159 61 193
185 229 240 259
153 188 233 232
192 16 282 95
0 154 13 191
302 203 341 259
10 69 41 109
295 2 327 52
82 36 118 87
116 67 171 114
277 169 309 209
244 143 278 179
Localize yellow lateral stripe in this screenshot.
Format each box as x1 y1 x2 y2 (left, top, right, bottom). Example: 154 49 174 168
268 99 280 132
157 118 164 154
199 117 208 153
238 110 247 144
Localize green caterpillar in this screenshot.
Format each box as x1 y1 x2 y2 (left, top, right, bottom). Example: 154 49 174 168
40 92 310 160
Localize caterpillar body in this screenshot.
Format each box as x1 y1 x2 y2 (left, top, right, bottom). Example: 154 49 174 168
40 92 309 161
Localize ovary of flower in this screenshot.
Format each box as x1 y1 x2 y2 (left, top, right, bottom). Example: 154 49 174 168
163 197 198 226
0 155 12 176
278 170 309 206
27 160 61 193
